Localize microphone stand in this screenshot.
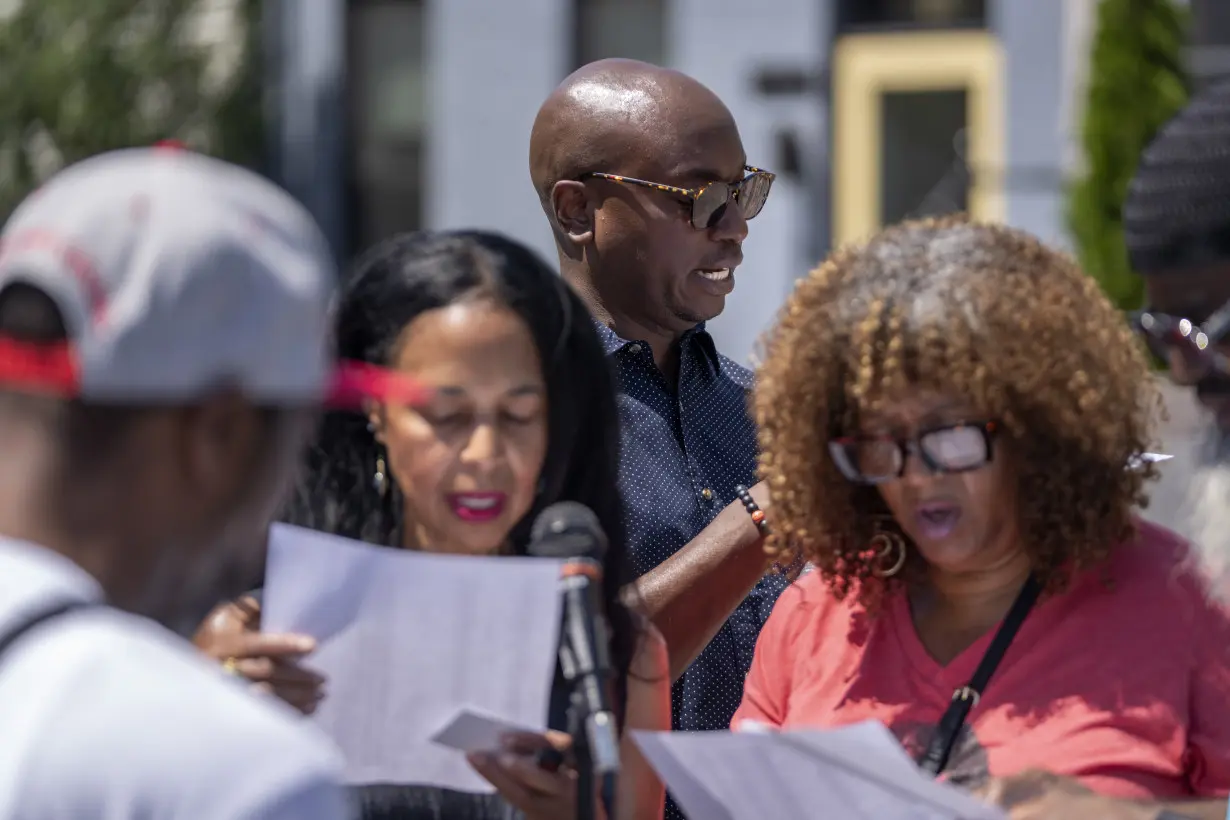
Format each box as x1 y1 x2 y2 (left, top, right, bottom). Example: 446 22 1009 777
568 686 597 820
529 506 622 819
560 639 616 820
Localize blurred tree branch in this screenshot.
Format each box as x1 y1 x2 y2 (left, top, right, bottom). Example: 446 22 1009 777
0 0 264 220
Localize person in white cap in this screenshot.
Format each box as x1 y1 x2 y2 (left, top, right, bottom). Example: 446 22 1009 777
0 147 351 819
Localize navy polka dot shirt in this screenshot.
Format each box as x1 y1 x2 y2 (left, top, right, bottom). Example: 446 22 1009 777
595 321 788 819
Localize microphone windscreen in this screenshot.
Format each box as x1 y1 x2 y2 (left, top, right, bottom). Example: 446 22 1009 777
528 501 607 562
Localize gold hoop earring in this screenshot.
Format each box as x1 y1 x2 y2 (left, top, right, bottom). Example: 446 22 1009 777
373 454 388 498
870 521 907 578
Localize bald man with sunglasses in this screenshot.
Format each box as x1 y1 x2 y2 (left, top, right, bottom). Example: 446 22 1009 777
530 58 787 819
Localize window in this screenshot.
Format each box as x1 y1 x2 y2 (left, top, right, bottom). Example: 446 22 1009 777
346 0 426 257
880 90 969 224
573 0 668 68
838 0 986 31
830 30 1002 245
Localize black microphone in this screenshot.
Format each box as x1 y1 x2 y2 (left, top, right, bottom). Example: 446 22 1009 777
528 502 620 817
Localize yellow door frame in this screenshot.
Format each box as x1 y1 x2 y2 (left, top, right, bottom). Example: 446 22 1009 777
831 30 1005 247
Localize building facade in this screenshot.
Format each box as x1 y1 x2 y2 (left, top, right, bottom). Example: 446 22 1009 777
270 0 1092 365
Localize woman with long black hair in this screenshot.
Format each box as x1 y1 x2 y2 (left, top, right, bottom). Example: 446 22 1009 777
195 230 668 820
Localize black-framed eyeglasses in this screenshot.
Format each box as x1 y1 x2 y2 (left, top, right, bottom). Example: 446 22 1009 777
579 166 775 230
828 421 998 485
1130 299 1230 379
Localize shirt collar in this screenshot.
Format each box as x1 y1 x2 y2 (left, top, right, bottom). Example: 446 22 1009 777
591 319 722 372
0 536 106 625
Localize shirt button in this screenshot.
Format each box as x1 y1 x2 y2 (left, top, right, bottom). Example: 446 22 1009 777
701 488 713 500
628 343 642 354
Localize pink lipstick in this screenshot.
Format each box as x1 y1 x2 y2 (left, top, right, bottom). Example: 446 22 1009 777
447 492 506 523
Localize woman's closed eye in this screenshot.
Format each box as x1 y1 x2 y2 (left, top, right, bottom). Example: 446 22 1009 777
501 392 546 426
502 409 541 426
423 409 468 428
422 406 543 429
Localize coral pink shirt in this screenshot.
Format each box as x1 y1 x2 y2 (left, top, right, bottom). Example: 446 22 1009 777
732 520 1230 798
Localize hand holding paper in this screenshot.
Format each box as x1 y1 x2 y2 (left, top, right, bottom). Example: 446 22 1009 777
431 708 544 755
261 524 564 793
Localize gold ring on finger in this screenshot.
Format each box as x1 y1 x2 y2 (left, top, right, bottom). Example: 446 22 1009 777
221 657 239 675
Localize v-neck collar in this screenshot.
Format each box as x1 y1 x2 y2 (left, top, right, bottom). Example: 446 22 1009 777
887 586 1037 695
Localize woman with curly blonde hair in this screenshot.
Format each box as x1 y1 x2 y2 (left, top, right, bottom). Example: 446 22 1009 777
732 217 1230 816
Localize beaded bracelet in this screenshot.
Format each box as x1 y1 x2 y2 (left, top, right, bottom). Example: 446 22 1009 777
734 484 769 535
736 485 807 576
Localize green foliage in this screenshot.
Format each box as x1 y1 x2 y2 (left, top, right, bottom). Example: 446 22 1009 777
1068 0 1189 311
0 0 264 220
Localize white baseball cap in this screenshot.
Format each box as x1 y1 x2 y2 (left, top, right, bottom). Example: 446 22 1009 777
0 146 427 407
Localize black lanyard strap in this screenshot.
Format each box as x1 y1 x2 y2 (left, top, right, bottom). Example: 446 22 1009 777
918 575 1041 777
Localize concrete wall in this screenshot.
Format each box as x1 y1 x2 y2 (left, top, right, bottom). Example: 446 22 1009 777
268 0 347 259
995 0 1069 248
425 0 570 260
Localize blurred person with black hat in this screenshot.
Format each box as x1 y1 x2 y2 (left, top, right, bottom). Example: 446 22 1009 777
1124 76 1230 601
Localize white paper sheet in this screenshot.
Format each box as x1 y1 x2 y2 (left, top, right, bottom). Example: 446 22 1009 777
430 707 541 755
262 524 564 792
634 721 1005 820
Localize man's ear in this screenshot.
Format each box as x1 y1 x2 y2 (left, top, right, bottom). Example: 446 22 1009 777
552 180 594 245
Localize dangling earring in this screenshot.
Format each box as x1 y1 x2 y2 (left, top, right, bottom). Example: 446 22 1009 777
870 518 907 578
373 453 388 498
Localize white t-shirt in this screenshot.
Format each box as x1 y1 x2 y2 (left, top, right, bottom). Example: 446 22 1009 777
0 537 351 819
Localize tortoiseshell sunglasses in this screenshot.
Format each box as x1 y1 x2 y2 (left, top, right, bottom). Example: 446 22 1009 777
579 166 776 230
